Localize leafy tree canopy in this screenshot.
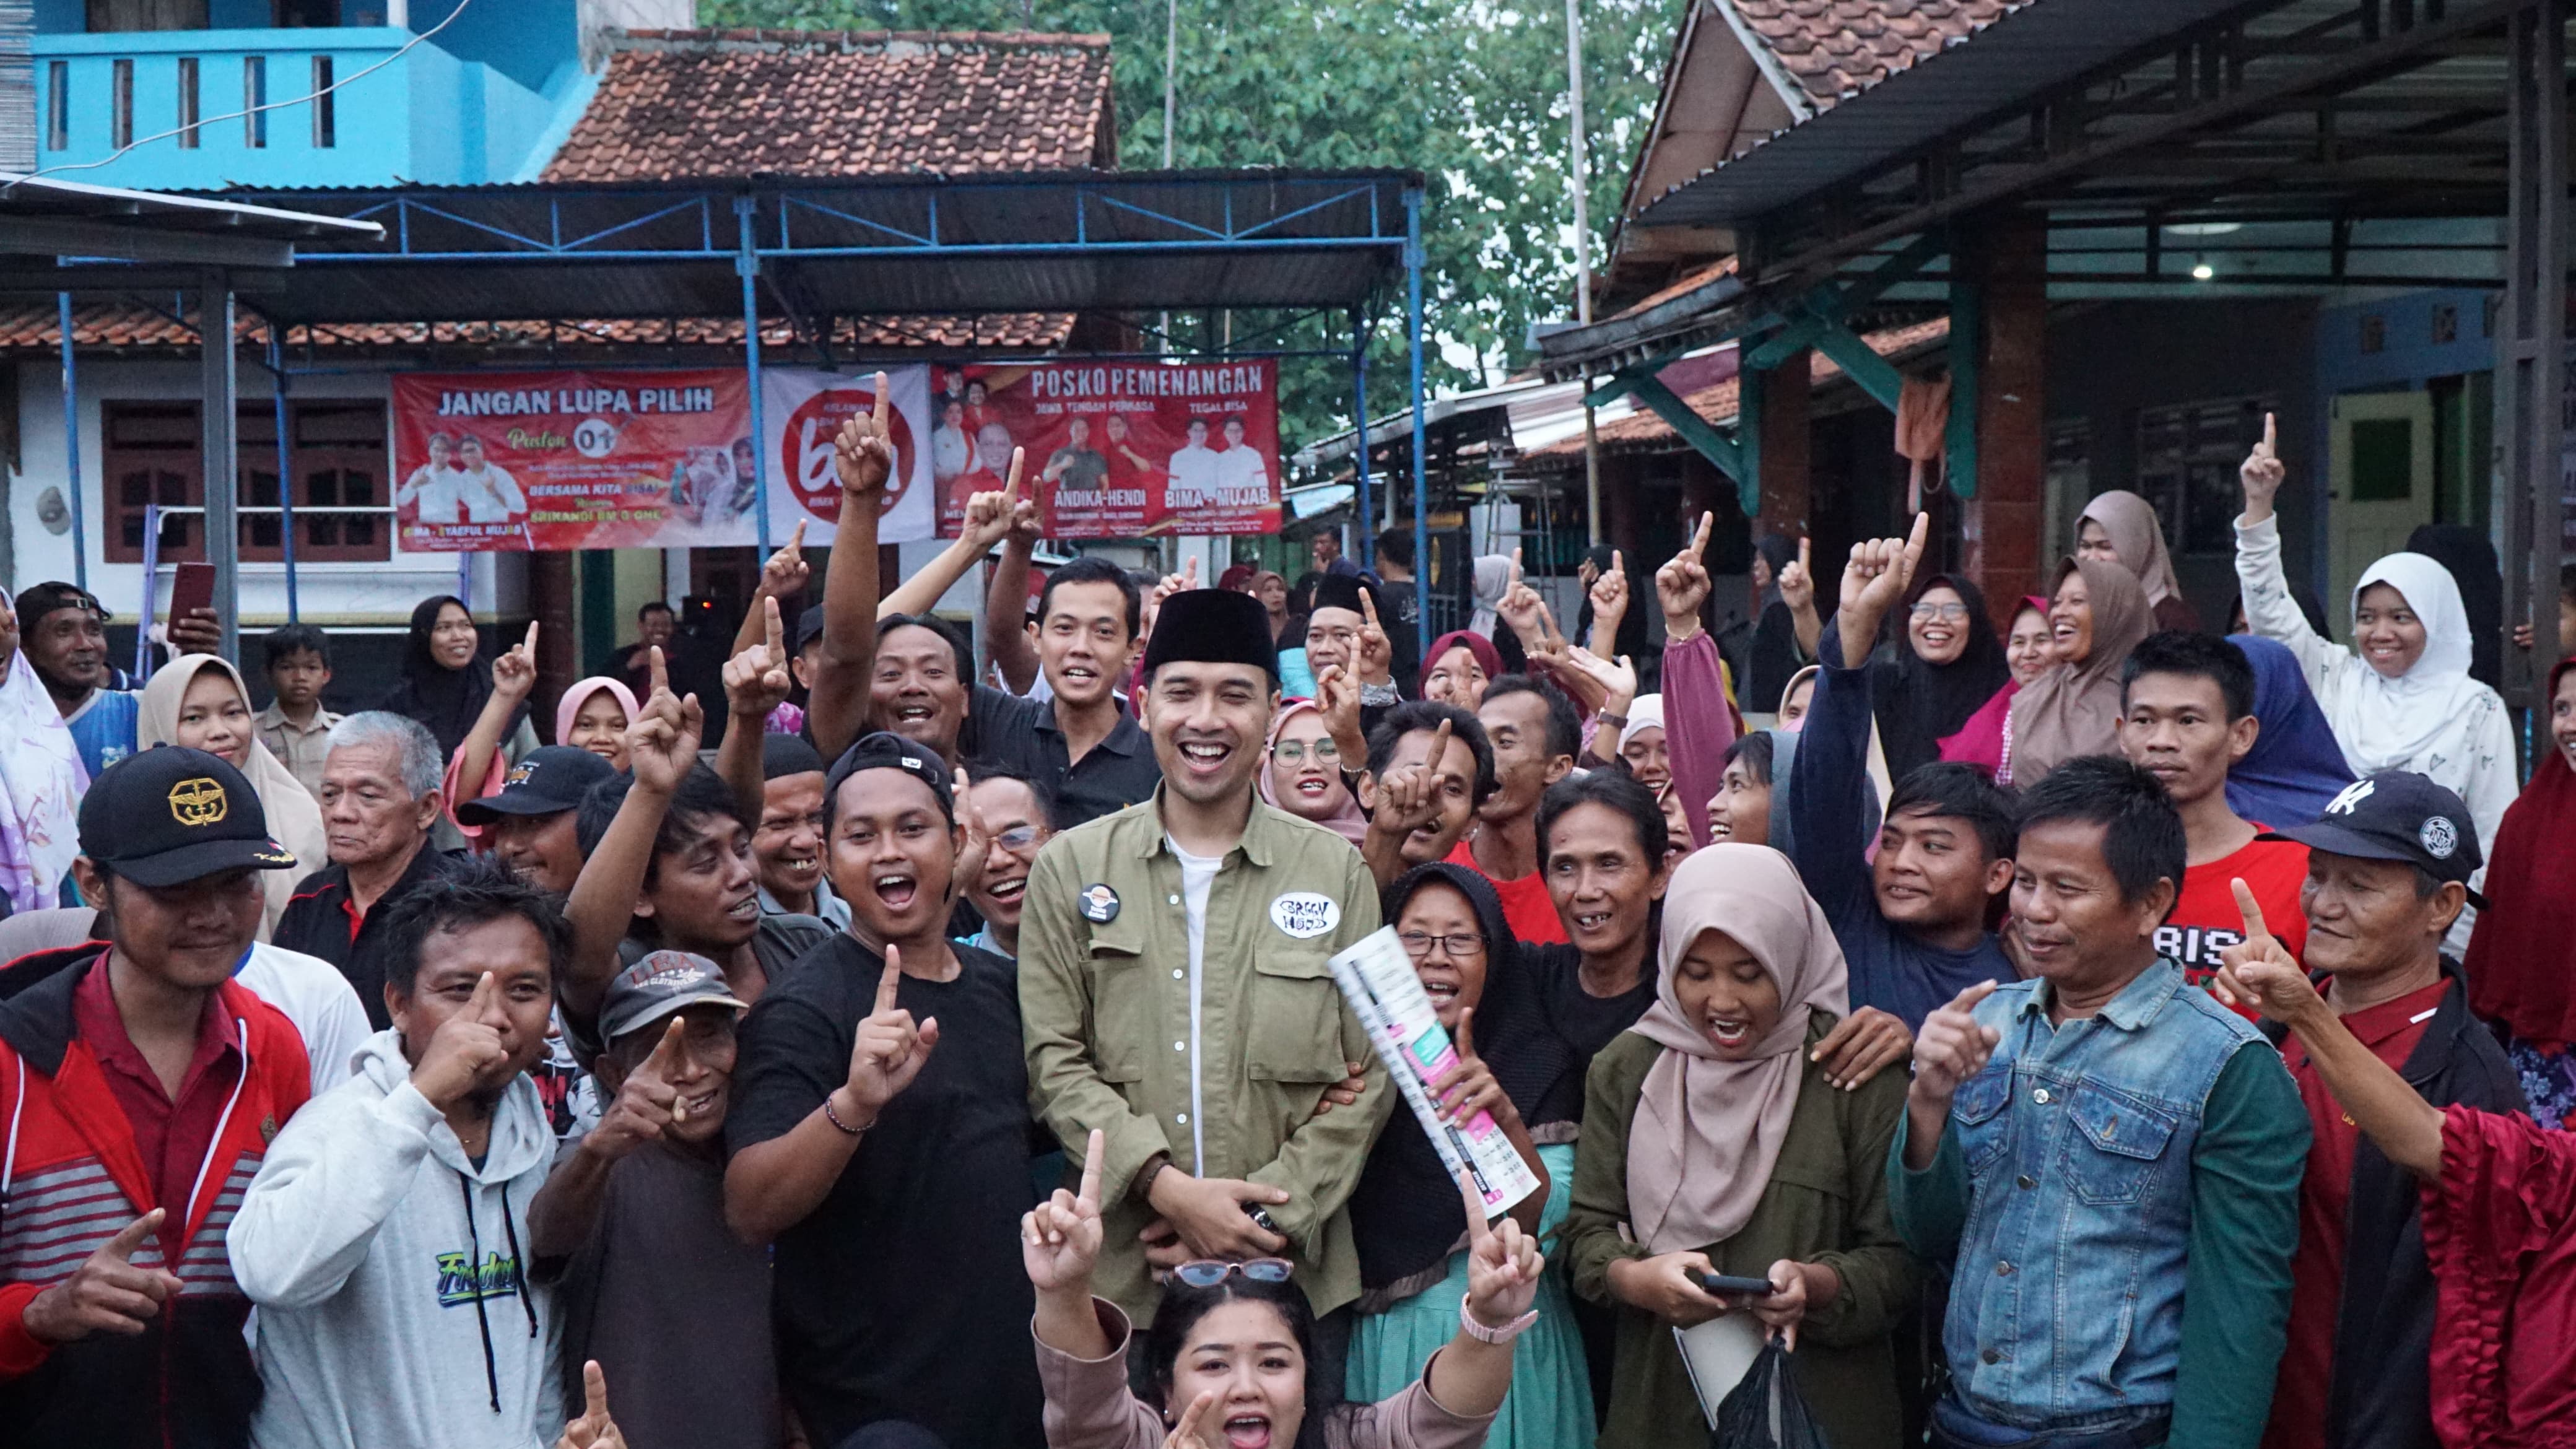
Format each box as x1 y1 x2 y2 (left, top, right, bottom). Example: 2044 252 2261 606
702 0 1679 448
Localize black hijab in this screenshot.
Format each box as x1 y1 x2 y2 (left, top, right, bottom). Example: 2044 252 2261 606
2406 524 2504 690
1347 863 1550 1296
1869 572 2012 780
378 594 513 758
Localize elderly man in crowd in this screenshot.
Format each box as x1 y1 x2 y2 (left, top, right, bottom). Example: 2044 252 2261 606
272 711 463 1029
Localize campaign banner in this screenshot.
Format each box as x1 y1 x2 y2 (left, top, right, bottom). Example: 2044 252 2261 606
760 365 936 545
931 359 1282 538
392 370 757 552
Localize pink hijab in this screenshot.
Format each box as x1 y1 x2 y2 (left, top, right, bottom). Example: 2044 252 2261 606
1259 698 1366 845
1939 594 2049 775
555 676 639 751
1626 845 1849 1252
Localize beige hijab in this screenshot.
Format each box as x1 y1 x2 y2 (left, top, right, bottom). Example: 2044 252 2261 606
2007 557 2154 785
1625 845 1850 1253
138 655 328 939
2080 490 2184 609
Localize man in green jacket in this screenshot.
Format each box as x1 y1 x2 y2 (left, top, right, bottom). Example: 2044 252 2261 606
1020 587 1390 1347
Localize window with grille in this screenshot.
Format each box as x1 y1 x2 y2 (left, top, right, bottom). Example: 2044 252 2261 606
102 400 391 564
177 57 199 149
310 56 334 147
45 63 69 152
2133 396 2278 557
243 56 266 148
110 58 132 150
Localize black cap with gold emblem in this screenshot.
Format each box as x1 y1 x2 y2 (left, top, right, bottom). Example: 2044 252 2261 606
79 746 298 887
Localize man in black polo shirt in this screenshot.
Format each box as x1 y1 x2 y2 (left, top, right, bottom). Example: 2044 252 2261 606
272 710 459 1028
974 554 1162 827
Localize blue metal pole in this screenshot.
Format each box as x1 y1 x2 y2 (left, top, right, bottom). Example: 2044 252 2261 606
736 196 775 552
134 503 160 682
1404 188 1431 670
1351 308 1373 565
270 337 298 624
58 294 85 594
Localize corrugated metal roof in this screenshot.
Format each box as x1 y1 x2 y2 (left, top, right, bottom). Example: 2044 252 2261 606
1634 0 2262 229
123 170 1414 326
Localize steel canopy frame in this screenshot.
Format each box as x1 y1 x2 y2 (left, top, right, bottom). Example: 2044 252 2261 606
43 168 1438 666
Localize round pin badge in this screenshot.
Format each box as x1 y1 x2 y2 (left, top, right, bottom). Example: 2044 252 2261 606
1079 883 1121 923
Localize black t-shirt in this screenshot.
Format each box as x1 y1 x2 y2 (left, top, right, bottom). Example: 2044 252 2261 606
1520 942 1659 1131
724 935 1044 1449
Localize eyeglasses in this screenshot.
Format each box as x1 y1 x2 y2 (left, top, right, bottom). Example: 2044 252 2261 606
1171 1258 1295 1288
1910 602 1970 622
1398 930 1487 960
991 825 1043 852
1271 739 1340 765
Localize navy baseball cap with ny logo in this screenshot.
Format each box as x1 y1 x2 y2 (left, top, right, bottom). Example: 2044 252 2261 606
79 746 298 887
2266 770 2486 908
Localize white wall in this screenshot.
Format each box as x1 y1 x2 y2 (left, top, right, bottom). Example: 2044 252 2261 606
9 360 525 634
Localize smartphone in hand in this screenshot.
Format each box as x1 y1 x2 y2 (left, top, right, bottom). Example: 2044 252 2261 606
1701 1273 1778 1298
170 561 215 625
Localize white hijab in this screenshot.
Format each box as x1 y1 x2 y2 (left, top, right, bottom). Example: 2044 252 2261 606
2339 552 2475 772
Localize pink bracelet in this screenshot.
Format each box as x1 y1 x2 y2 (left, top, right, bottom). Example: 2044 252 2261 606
1458 1293 1538 1345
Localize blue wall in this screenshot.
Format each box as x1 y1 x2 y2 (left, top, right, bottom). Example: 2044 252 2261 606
27 5 594 188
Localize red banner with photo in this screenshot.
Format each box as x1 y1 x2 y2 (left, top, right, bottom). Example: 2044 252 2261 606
390 369 757 551
929 360 1282 538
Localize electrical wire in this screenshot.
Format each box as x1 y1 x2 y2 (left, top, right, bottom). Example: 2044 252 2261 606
8 0 480 191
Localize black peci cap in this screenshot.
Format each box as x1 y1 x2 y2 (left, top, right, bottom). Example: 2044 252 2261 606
80 747 297 887
2266 770 2487 908
1140 588 1279 682
455 746 620 827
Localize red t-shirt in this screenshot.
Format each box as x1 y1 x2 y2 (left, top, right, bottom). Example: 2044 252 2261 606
73 959 243 1219
2263 975 2450 1449
2164 836 2311 1009
1445 840 1568 946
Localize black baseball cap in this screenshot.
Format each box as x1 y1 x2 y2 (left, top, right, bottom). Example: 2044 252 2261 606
455 746 620 827
824 731 953 824
2266 770 2487 908
80 747 297 887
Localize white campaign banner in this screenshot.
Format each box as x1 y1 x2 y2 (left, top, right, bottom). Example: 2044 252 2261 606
761 365 936 544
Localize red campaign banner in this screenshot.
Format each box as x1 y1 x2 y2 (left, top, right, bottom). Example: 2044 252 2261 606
391 369 757 552
931 360 1283 538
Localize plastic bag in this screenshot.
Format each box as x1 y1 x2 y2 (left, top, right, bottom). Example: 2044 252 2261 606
1711 1335 1833 1449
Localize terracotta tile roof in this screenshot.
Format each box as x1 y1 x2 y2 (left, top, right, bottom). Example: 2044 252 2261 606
1610 258 1739 321
0 301 1077 354
545 28 1116 183
1530 316 1949 459
1726 1 2023 111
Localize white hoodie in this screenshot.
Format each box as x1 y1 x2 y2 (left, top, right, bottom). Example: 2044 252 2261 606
228 1028 561 1449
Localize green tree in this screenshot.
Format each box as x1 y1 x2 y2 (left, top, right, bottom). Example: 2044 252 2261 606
701 0 1678 450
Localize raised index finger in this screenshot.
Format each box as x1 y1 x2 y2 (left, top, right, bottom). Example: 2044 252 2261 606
1004 446 1025 503
521 620 540 655
103 1208 165 1260
1457 1167 1492 1238
871 370 890 430
1690 511 1713 560
1944 978 2000 1017
1076 1127 1105 1209
2230 877 2274 945
642 1017 687 1077
763 594 785 659
2261 410 2276 453
1360 588 1381 629
582 1359 611 1422
468 970 498 1014
875 944 904 1016
788 517 807 555
1899 511 1930 583
647 643 669 700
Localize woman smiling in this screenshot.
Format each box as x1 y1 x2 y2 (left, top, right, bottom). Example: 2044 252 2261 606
137 653 328 939
1564 845 1916 1449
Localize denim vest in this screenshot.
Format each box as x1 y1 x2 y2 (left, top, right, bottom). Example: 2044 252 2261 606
1943 960 2265 1429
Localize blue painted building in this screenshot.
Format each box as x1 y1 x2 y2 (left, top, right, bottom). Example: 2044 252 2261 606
27 0 665 189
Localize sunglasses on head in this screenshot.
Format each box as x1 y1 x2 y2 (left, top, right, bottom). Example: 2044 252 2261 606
1170 1258 1294 1288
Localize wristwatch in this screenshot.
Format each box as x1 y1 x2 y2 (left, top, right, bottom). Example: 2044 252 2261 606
1359 681 1401 707
1458 1293 1539 1344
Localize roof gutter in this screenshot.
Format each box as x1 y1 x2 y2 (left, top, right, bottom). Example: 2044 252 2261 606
1535 269 1750 381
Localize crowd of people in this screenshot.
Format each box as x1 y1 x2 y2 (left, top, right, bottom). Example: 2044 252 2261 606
0 384 2573 1449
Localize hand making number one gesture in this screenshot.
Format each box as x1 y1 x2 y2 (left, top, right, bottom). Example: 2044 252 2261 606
834 946 939 1133
1460 1165 1545 1333
625 645 705 797
1658 512 1715 642
965 446 1033 550
1836 512 1930 669
2240 411 2284 524
721 594 796 723
2211 877 2326 1026
1021 1128 1107 1295
833 372 897 500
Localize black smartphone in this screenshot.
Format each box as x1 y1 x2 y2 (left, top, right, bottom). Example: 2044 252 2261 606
1701 1273 1779 1297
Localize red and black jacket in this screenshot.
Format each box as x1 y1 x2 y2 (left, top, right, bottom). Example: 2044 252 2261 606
0 944 311 1449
